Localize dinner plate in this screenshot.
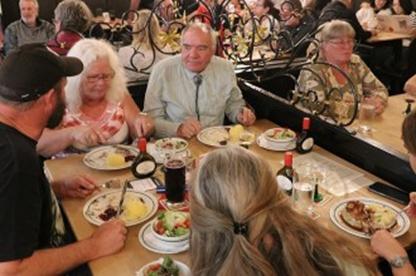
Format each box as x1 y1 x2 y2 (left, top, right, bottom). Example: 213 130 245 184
138 221 189 254
136 258 191 276
256 134 296 151
83 145 139 170
263 127 296 144
197 126 255 148
83 190 157 227
147 143 191 164
154 137 188 153
329 197 410 239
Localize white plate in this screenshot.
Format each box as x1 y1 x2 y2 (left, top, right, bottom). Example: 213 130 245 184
83 190 157 227
83 145 139 170
136 258 191 276
197 126 255 148
154 137 188 153
329 197 410 239
138 221 189 254
257 134 296 151
263 128 296 144
147 143 191 164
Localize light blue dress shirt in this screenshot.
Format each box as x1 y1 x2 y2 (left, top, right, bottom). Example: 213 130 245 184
144 55 245 138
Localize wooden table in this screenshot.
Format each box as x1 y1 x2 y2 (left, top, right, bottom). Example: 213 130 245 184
349 93 410 155
45 119 416 275
367 31 414 43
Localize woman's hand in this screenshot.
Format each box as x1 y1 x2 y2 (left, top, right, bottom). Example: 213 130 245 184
134 114 154 138
370 229 407 260
71 125 105 148
406 192 416 218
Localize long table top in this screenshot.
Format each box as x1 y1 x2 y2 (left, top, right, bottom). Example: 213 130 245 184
44 119 416 275
367 31 414 43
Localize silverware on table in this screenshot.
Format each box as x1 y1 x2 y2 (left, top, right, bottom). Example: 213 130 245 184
116 180 129 217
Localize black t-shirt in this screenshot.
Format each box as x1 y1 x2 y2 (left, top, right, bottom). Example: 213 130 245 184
0 123 62 262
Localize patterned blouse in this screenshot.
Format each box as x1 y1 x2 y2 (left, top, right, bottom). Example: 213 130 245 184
297 54 388 110
61 102 129 149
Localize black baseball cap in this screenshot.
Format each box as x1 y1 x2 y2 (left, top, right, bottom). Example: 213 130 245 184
0 43 83 102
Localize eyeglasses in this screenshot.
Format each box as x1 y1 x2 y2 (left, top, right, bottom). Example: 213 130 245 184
326 39 355 47
85 72 115 83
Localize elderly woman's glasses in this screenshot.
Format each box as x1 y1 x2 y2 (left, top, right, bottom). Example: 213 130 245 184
86 72 115 83
326 39 356 47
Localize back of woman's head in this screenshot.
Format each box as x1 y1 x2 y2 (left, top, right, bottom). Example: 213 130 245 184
132 9 161 49
191 146 377 276
65 39 126 111
54 0 93 33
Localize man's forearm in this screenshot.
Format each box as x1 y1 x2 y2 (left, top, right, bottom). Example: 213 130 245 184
0 239 96 276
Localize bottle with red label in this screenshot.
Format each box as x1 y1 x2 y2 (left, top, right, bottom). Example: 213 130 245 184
276 152 298 196
296 117 314 154
131 138 157 179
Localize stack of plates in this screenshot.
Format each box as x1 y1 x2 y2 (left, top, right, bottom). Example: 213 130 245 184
138 221 189 254
257 128 296 151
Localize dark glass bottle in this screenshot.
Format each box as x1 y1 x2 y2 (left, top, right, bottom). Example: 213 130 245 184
296 117 314 154
131 138 157 179
276 152 297 196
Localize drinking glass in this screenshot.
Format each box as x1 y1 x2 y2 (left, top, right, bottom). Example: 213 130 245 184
292 181 314 215
164 154 186 204
358 97 376 134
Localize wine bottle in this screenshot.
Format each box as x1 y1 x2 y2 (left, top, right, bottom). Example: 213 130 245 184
296 117 314 154
131 138 157 179
276 152 297 196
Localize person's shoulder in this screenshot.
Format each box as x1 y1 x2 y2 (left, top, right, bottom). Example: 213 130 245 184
152 54 181 71
210 56 234 69
5 20 22 31
38 18 54 27
350 54 363 64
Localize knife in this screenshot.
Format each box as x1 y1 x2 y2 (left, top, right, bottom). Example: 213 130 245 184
116 180 129 217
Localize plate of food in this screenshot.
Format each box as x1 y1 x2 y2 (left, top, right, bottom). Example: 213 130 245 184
263 128 296 144
136 256 191 276
330 198 410 239
138 221 190 254
83 190 157 227
83 145 138 170
154 138 188 153
197 125 255 147
151 211 191 242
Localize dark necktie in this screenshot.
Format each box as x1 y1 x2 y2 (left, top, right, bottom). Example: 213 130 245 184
193 74 203 121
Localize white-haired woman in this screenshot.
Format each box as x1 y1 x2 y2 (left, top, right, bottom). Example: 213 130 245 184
118 9 168 82
191 146 378 275
37 39 154 157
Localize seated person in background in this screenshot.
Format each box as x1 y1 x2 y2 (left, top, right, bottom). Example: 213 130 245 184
191 146 378 275
245 0 281 44
278 0 317 55
3 0 54 55
317 0 372 42
47 0 93 56
118 9 169 82
144 22 255 139
392 0 413 15
371 111 416 276
404 74 416 97
298 20 388 115
0 44 126 275
37 39 154 157
356 0 378 32
372 0 393 15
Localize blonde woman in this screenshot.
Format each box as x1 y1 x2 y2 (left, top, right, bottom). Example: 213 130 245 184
37 39 154 157
118 9 168 82
191 146 378 276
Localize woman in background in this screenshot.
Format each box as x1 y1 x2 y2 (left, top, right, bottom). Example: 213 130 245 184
191 146 378 276
38 39 154 156
118 9 168 82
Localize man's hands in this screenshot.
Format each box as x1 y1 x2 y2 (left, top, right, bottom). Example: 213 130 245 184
177 117 201 139
56 175 97 199
71 125 105 149
237 107 256 126
371 230 407 261
88 219 127 259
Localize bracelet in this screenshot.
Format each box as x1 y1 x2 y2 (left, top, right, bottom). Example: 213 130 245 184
389 255 409 268
139 112 148 116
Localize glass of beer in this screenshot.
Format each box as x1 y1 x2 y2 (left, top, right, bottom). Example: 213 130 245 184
164 155 186 203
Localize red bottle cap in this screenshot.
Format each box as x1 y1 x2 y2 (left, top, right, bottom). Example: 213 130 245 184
302 117 310 130
137 138 147 153
284 151 293 167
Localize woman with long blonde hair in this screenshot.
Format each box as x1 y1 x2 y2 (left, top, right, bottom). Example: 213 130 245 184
191 146 378 276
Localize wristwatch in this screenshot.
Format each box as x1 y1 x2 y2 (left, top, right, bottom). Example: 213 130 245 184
389 256 409 268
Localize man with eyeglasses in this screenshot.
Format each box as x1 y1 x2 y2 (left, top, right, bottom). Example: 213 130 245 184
144 22 256 139
3 0 54 54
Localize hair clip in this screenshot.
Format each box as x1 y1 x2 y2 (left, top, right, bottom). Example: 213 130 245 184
233 222 248 235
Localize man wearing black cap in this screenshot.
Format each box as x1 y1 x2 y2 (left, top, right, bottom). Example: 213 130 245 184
0 44 127 275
